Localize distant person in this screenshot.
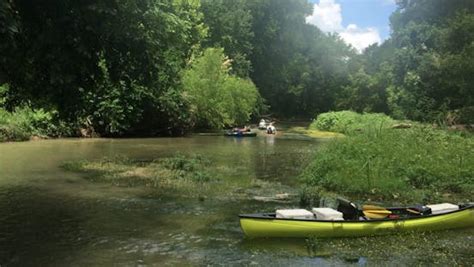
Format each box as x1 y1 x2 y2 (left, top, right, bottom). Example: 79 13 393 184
234 126 249 134
258 119 266 129
267 123 276 134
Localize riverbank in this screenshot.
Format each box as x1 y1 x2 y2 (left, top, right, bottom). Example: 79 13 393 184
300 111 474 204
0 115 339 143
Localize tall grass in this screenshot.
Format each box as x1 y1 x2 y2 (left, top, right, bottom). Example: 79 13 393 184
302 111 474 203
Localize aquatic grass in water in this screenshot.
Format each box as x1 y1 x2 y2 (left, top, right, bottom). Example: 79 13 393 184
62 154 214 193
161 154 212 182
62 154 298 200
304 229 474 265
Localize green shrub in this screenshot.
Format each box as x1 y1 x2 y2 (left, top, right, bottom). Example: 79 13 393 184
310 111 395 135
302 112 474 202
0 106 65 141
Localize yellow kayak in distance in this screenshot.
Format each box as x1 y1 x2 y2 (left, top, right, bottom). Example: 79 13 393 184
239 205 474 238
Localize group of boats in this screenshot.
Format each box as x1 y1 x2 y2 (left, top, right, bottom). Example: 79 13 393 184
239 199 474 238
224 130 257 137
224 119 276 137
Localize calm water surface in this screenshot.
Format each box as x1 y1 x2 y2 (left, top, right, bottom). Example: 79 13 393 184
0 135 472 266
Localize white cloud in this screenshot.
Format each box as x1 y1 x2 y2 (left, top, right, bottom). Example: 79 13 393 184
339 24 381 52
306 0 343 32
306 0 382 52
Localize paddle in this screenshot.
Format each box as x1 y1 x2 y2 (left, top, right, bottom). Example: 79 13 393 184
362 204 392 219
362 204 388 210
363 209 392 219
406 208 421 214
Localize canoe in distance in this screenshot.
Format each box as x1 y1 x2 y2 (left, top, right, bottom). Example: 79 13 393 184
224 131 257 137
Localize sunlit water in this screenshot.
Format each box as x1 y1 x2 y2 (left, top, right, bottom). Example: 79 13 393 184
0 135 472 266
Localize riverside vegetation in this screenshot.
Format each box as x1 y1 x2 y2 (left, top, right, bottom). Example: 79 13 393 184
300 111 474 205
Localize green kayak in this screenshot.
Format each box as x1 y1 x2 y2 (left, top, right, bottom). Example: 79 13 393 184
240 204 474 238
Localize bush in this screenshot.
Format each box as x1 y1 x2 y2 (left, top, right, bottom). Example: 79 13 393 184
302 112 474 202
310 111 395 135
182 48 259 129
0 106 69 141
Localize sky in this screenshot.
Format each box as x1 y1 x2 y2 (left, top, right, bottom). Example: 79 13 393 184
306 0 397 52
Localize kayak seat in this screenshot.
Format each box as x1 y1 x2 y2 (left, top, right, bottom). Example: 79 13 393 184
426 203 458 215
312 208 344 220
337 198 360 220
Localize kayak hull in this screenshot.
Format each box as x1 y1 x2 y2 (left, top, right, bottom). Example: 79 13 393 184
240 206 474 238
224 132 257 137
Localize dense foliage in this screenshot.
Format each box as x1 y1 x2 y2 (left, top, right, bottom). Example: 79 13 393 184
1 0 473 140
303 111 474 202
1 0 205 137
342 0 474 123
182 48 259 129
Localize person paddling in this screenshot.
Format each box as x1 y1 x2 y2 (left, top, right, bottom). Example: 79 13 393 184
267 123 276 134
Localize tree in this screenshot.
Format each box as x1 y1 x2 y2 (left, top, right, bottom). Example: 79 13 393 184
182 48 259 129
201 0 254 78
387 0 474 122
0 0 206 135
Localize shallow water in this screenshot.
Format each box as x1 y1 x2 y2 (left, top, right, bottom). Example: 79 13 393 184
0 135 472 266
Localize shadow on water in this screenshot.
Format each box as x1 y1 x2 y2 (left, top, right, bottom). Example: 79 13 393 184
0 184 198 266
0 185 90 265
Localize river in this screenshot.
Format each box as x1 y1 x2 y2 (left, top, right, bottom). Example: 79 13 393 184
0 135 472 266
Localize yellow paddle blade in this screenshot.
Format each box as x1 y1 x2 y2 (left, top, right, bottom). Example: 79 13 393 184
362 204 387 210
363 209 392 219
